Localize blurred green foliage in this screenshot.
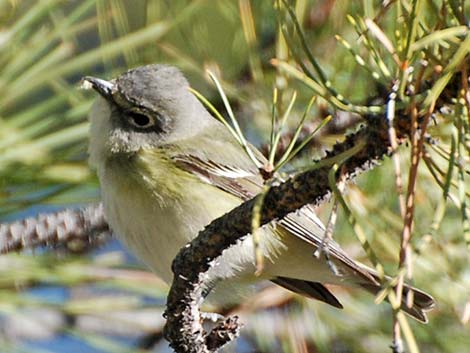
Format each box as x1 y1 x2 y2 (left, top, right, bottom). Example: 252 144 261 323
0 1 469 352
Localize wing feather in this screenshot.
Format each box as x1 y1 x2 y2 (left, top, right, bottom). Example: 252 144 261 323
173 154 261 200
172 152 378 286
166 124 434 320
272 276 343 309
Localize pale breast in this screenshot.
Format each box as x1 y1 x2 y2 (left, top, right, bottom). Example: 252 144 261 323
98 155 262 284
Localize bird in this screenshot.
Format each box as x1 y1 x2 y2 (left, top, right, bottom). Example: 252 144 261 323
84 64 434 322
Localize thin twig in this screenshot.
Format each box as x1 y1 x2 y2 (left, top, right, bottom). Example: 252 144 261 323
387 81 407 219
393 105 433 353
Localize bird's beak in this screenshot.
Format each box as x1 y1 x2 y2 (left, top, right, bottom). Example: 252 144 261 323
81 76 115 100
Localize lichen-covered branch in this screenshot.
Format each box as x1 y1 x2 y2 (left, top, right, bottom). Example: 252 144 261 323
0 204 110 254
163 112 414 353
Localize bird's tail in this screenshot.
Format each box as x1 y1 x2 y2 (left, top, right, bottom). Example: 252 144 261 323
360 282 435 323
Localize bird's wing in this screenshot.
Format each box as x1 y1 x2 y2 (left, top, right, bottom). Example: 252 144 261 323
170 126 378 287
278 206 378 284
169 125 434 319
172 154 261 200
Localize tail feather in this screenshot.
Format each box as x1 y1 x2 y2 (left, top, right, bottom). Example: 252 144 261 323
361 283 435 323
270 276 435 323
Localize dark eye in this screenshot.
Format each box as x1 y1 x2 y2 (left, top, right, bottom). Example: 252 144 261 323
127 112 155 128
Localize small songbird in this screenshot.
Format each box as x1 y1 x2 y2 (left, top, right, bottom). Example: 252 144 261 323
84 64 434 322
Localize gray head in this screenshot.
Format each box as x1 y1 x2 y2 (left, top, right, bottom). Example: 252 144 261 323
85 64 213 167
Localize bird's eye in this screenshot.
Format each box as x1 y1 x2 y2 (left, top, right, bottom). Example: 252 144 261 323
127 112 155 128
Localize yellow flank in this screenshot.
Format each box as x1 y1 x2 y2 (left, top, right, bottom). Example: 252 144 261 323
134 147 196 200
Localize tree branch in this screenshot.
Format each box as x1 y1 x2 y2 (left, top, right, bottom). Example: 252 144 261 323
163 112 414 353
0 204 110 254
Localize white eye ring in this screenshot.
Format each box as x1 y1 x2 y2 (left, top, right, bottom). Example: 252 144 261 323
127 112 155 128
